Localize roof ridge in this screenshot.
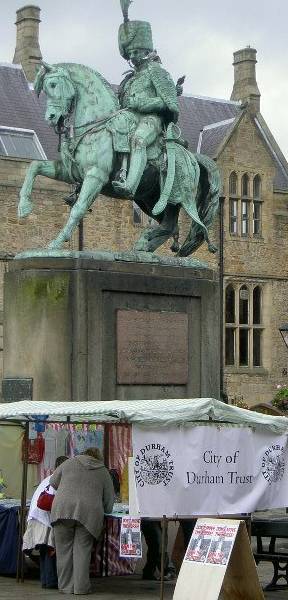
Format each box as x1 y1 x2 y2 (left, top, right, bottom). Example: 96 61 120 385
255 116 288 182
202 118 236 131
183 93 241 106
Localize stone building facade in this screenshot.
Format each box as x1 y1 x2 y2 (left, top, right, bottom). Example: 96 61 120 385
1 6 288 406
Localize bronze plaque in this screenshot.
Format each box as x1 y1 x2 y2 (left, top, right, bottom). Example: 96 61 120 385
117 309 188 385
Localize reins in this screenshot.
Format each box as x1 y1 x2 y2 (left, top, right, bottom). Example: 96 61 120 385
57 108 127 154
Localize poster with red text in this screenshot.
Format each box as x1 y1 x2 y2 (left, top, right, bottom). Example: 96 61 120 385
120 517 142 558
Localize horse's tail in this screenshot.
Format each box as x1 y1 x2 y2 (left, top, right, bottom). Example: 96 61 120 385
178 152 221 257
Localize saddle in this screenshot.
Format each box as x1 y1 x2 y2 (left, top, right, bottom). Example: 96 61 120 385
106 109 163 161
108 111 192 217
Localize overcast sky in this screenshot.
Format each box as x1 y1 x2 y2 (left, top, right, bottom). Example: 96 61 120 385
1 0 288 159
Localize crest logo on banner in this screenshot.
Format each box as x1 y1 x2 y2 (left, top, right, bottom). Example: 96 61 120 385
261 445 285 484
134 443 174 487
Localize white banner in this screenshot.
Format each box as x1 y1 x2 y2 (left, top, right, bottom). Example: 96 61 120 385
132 425 288 517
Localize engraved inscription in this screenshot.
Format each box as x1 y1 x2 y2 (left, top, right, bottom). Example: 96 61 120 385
117 310 188 385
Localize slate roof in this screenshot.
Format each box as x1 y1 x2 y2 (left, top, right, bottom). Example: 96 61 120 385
254 114 288 191
0 63 58 159
178 95 241 153
273 162 288 191
0 63 287 191
197 119 236 157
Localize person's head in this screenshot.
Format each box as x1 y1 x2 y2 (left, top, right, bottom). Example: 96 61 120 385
118 20 153 65
54 455 68 470
84 447 103 461
127 47 149 67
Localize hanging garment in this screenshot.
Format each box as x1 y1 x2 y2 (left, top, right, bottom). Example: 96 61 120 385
22 435 45 464
55 429 70 458
43 429 58 471
108 425 132 476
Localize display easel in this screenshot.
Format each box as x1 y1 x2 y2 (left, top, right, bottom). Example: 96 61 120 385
173 518 264 600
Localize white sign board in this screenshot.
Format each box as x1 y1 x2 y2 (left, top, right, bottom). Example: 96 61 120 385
132 425 288 516
173 519 264 600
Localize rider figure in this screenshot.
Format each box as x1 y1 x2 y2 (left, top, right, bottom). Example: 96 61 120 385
113 15 179 198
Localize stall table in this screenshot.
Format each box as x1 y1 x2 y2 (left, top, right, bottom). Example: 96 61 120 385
0 499 29 575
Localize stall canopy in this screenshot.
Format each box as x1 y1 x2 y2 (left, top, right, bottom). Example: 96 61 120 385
0 398 287 434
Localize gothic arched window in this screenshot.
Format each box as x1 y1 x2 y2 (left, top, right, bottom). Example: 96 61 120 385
229 172 238 234
253 175 262 236
225 283 263 368
241 174 250 236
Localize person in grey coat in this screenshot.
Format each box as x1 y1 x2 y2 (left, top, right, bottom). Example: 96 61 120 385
50 447 115 595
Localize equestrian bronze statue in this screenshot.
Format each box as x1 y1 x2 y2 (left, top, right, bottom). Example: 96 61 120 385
18 0 221 256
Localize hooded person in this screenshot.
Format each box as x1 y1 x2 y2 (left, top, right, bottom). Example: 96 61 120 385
49 448 115 595
23 455 68 590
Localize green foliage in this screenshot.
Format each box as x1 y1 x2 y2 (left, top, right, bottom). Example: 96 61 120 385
272 385 288 411
0 470 6 499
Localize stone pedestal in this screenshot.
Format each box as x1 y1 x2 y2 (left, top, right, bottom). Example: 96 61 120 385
3 253 220 402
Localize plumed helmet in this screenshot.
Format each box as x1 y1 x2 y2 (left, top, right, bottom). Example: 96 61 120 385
118 20 153 59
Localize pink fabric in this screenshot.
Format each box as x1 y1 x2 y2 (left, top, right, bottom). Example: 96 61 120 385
108 424 132 477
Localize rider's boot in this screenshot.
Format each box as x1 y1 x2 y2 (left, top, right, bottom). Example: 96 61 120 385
112 141 147 198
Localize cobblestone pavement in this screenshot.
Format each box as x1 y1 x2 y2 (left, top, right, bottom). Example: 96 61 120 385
0 567 287 600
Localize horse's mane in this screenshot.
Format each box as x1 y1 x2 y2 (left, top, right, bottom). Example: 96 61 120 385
34 62 118 108
59 63 117 100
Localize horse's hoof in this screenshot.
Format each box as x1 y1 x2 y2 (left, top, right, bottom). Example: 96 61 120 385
134 241 149 252
170 241 180 253
48 238 64 250
18 200 33 218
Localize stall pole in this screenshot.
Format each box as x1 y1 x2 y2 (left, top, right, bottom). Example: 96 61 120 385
103 423 110 466
159 515 167 600
16 420 29 583
219 195 226 402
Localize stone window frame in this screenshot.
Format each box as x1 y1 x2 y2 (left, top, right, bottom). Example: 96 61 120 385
228 171 238 235
252 174 262 236
241 174 250 237
224 281 264 370
228 171 263 239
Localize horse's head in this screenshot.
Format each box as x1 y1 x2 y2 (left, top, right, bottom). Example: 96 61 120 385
34 62 76 129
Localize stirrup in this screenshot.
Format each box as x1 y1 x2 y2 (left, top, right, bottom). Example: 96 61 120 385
112 179 134 199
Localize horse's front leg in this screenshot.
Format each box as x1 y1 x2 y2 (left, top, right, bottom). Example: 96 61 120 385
18 160 71 218
48 167 108 249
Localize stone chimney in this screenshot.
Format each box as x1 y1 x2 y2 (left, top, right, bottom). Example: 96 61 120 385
230 47 260 114
13 5 42 82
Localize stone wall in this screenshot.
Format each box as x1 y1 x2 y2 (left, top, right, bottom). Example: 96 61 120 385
217 113 288 405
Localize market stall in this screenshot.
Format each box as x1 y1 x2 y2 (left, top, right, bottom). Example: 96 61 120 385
0 418 132 580
1 397 288 596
